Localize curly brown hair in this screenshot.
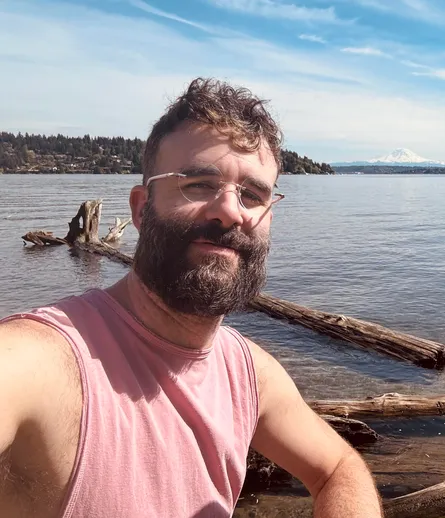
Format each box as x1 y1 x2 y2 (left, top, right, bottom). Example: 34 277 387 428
142 77 282 184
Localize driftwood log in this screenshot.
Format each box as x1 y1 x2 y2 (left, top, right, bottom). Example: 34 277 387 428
22 199 131 250
21 231 66 246
73 241 134 266
384 481 445 518
321 414 380 444
309 392 445 419
234 483 445 518
103 217 132 243
249 293 445 370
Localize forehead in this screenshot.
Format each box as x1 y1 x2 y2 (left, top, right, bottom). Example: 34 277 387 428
154 123 278 185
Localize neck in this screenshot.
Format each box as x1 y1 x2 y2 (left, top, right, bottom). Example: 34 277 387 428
106 271 223 350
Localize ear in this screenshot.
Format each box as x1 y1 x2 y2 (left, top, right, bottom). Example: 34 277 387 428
129 185 148 232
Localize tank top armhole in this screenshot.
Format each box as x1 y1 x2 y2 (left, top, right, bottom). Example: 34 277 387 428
221 326 260 438
1 313 90 518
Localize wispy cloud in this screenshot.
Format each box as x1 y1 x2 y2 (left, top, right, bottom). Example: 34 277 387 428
299 34 326 44
399 0 445 23
204 0 345 24
342 46 390 57
400 59 445 80
343 0 445 24
413 69 445 80
401 60 430 69
343 0 391 11
128 0 216 33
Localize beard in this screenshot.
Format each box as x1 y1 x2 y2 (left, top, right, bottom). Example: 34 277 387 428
132 200 270 317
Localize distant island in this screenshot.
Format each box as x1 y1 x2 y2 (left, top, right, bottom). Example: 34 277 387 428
333 165 445 175
0 132 334 175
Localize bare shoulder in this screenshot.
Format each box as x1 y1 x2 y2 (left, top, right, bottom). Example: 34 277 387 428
0 317 81 440
0 317 79 380
0 318 83 515
243 337 302 415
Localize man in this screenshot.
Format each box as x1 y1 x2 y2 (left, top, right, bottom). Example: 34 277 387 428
0 78 382 518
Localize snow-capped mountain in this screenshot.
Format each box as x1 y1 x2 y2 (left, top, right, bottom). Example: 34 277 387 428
368 148 444 165
333 148 445 167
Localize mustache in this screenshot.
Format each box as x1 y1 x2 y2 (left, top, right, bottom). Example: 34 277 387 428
178 221 268 255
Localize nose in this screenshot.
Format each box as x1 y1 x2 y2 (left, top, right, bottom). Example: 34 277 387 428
203 188 244 228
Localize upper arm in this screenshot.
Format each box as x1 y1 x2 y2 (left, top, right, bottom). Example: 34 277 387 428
248 339 355 498
0 319 69 455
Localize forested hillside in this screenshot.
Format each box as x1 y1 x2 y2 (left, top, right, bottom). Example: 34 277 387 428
0 132 333 175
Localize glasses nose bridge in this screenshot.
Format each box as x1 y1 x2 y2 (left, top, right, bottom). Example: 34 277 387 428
217 179 243 195
215 180 243 203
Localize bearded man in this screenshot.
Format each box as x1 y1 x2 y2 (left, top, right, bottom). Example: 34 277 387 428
0 78 382 518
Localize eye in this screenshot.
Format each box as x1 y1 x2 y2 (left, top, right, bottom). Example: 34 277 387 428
240 188 266 207
188 181 216 188
181 179 219 191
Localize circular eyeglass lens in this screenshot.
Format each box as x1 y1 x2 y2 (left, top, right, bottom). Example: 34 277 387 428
178 166 223 203
239 179 270 210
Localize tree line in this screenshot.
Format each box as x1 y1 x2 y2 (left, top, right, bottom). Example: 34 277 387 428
281 149 334 175
0 132 333 175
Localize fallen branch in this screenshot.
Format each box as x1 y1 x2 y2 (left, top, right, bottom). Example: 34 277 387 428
103 217 132 243
309 392 445 419
22 231 66 246
249 293 445 370
74 241 134 266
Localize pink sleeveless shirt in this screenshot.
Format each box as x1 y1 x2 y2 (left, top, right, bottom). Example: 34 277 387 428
5 289 259 517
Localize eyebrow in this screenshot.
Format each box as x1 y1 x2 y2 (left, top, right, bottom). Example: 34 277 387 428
242 177 273 196
179 165 220 177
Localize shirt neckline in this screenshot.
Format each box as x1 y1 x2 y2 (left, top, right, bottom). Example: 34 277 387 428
88 288 214 361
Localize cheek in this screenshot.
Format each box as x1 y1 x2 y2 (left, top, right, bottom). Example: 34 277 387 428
159 200 208 222
246 210 272 235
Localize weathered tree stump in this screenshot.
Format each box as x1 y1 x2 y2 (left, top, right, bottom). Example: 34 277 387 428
22 199 131 250
309 392 445 419
249 293 445 369
64 199 103 244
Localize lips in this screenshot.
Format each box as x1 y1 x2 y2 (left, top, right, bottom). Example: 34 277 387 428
192 239 237 252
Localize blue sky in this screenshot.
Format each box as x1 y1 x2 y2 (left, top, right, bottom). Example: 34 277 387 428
1 0 445 162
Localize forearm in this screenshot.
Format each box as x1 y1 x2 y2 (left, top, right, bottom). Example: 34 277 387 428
314 452 383 518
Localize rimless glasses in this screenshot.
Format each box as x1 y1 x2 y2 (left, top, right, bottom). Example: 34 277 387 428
145 165 285 214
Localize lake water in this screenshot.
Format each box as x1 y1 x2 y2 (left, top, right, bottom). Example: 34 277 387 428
2 173 445 404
